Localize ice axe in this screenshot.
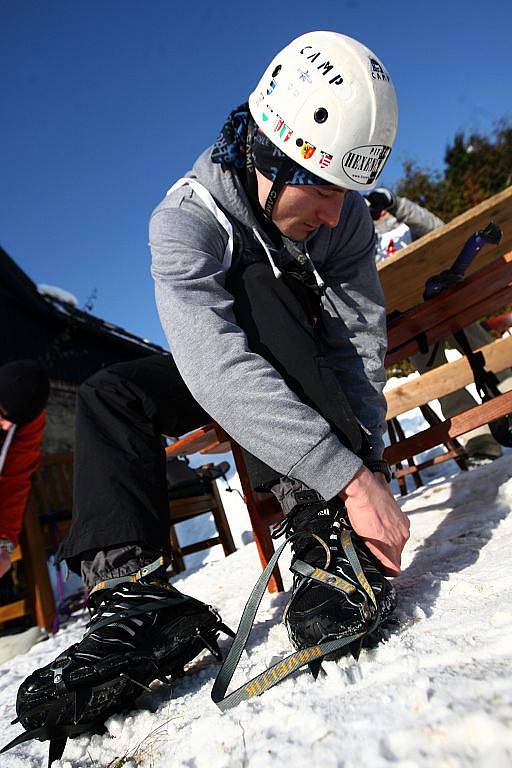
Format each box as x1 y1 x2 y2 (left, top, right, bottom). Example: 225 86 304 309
423 222 502 300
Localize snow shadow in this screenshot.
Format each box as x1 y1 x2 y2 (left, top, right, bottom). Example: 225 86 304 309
396 456 512 619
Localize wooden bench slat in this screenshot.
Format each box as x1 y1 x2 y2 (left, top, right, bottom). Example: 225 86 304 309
386 335 512 419
165 426 219 457
385 251 512 365
180 537 221 556
0 599 28 623
384 391 512 465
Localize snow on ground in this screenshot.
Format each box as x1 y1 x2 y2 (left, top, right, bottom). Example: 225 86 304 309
1 406 512 767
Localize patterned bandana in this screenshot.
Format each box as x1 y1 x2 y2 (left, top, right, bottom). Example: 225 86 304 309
211 103 329 186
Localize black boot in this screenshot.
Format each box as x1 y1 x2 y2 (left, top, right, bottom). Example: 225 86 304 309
3 561 232 766
279 490 396 655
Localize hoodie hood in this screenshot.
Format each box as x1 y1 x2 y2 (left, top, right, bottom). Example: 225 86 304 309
186 146 262 234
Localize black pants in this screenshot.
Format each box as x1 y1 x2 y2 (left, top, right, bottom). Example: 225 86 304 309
59 262 363 564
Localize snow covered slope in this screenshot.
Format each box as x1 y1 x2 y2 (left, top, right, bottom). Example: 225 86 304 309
1 455 512 767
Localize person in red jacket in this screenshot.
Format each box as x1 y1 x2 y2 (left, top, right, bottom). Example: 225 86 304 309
0 360 49 578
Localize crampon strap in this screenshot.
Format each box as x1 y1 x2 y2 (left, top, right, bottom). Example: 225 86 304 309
212 529 378 711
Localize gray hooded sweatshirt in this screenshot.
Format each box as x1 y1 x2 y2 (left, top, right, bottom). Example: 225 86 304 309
150 148 387 501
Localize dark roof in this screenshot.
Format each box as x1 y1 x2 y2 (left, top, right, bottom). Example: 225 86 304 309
1 244 168 383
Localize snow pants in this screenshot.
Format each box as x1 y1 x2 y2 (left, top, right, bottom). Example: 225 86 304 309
59 262 364 580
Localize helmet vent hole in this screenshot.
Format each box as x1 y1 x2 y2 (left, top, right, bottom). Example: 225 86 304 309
272 65 282 78
295 138 304 147
314 107 328 124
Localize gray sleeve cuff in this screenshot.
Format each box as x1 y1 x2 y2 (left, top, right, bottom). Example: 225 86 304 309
287 432 363 501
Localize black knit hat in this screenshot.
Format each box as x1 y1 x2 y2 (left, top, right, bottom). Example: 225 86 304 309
0 360 50 426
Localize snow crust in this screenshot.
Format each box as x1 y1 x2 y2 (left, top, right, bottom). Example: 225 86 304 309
1 422 511 766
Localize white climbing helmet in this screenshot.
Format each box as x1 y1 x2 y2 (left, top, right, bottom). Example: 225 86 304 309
248 31 398 191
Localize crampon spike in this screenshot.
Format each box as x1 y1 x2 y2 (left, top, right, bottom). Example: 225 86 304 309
48 736 67 767
9 717 19 726
218 622 235 639
198 633 223 661
308 659 325 680
1 725 51 754
120 673 152 693
73 687 92 724
171 666 185 680
363 629 382 650
349 637 364 661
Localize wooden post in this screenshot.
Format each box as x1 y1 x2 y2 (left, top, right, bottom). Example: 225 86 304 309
210 481 236 556
230 442 284 593
20 496 56 632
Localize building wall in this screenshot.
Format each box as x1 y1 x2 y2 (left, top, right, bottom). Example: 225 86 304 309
41 384 76 453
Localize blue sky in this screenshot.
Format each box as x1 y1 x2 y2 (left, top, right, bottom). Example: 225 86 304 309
2 1 510 348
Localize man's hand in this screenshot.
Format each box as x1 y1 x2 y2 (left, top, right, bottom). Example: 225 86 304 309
340 466 410 576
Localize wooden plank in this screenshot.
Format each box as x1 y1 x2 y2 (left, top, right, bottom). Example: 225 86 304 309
386 284 512 366
210 481 236 556
395 450 465 477
20 498 56 632
0 599 28 623
379 186 512 314
168 524 185 573
169 495 215 521
165 425 219 457
386 335 512 419
230 442 284 593
384 391 512 465
385 251 512 364
11 545 22 564
181 537 221 555
200 440 231 455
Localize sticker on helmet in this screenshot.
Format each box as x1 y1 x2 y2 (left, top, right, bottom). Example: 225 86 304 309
342 145 391 185
272 113 293 142
286 81 300 98
301 142 316 160
318 151 333 168
267 79 277 95
368 57 391 83
297 68 312 84
253 90 265 108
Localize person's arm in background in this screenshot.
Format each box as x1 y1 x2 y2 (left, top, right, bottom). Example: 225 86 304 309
0 411 45 576
393 196 444 239
366 187 444 239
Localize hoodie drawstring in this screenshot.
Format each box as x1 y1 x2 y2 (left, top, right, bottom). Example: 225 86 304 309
252 227 282 280
304 243 325 292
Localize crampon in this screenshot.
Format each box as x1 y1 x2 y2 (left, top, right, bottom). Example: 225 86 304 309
1 564 233 766
212 492 396 709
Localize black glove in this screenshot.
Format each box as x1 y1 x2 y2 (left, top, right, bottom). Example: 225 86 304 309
365 187 397 220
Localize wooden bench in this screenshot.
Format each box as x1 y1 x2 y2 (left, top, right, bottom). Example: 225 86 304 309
385 334 512 493
382 250 512 476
